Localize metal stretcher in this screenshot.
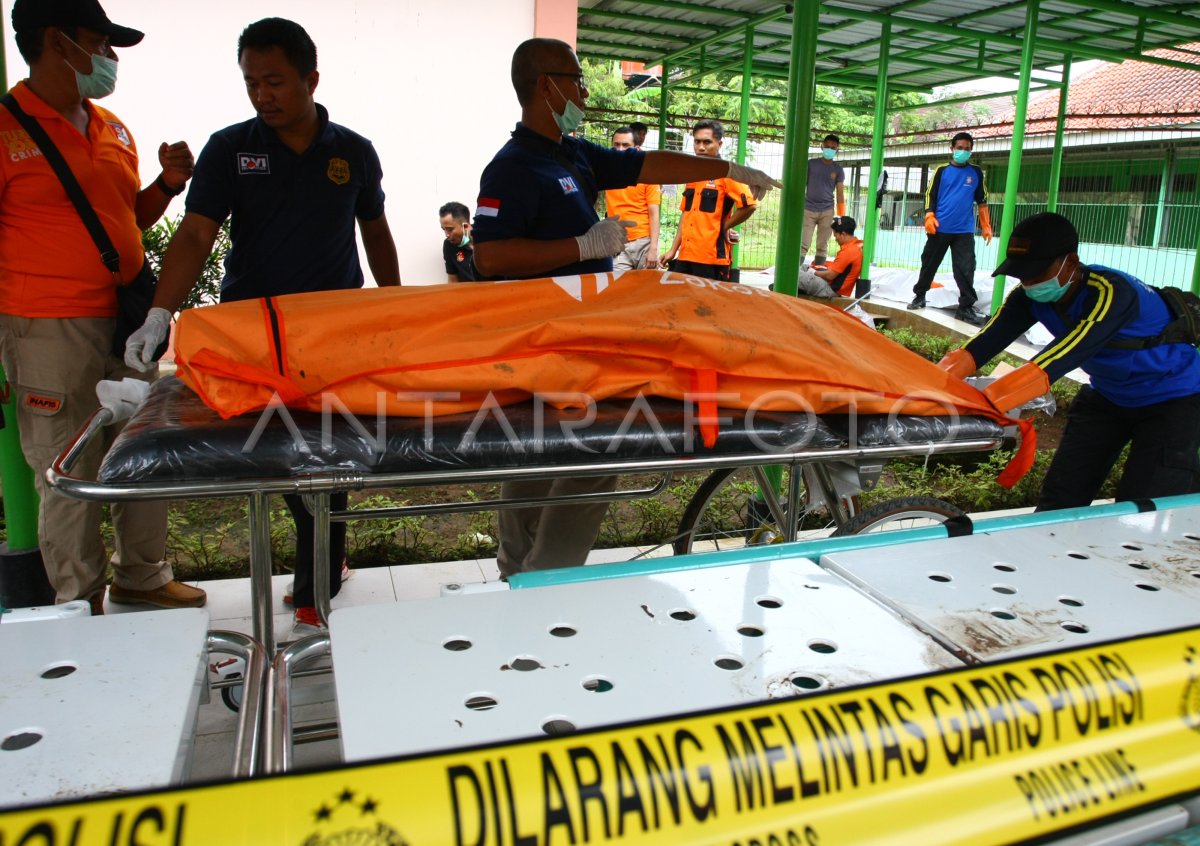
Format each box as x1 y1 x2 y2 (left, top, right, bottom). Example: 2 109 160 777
49 375 1007 652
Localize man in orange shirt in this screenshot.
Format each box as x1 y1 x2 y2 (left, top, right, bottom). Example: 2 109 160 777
795 216 864 298
660 120 757 281
604 125 660 273
0 0 204 612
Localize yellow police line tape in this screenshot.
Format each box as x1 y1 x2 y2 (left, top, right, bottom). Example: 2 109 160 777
4 626 1200 846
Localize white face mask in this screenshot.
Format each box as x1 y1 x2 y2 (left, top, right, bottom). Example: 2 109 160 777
546 78 584 135
62 33 118 99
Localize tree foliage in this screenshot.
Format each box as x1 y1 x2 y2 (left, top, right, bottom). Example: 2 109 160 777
581 59 987 147
141 215 231 311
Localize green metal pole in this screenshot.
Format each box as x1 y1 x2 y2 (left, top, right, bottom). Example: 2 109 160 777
758 0 818 501
1192 213 1200 295
657 58 669 150
1152 148 1173 249
773 0 819 297
736 28 753 165
861 21 891 289
992 0 1040 313
1046 57 1071 212
733 27 753 269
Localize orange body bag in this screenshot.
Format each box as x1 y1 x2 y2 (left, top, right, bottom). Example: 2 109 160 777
173 270 1033 485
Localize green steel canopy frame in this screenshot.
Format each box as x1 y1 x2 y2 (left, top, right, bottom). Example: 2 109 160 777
576 0 1200 298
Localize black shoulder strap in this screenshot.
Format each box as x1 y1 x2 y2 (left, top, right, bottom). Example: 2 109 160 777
1 93 121 276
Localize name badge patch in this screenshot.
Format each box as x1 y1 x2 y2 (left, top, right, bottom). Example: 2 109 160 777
105 121 131 146
23 391 62 414
238 153 270 174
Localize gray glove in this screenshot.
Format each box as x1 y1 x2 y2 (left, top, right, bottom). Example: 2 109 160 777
96 377 151 423
123 307 171 372
576 217 635 261
727 162 783 201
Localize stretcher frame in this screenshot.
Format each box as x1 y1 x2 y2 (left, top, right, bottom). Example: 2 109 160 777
49 400 1005 654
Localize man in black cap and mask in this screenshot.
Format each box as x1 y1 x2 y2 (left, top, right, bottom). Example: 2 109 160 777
0 0 204 613
936 212 1200 510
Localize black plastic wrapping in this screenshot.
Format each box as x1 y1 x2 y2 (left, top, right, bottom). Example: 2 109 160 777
98 377 1005 484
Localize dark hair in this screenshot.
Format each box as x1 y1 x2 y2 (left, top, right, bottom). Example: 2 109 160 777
16 27 46 63
511 37 573 107
692 119 724 140
951 131 974 148
629 121 649 145
439 201 470 222
612 125 635 140
238 18 317 77
15 24 80 64
824 134 840 145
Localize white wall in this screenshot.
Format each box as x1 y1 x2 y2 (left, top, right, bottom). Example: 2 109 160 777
3 0 536 285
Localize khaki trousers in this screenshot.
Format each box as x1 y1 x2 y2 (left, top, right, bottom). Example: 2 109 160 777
613 236 652 274
496 475 618 577
0 315 171 603
801 209 836 263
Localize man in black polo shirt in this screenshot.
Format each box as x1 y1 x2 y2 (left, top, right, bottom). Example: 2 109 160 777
439 201 479 282
472 37 779 578
124 17 400 635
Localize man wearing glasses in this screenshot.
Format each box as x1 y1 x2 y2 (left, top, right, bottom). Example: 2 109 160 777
472 37 780 579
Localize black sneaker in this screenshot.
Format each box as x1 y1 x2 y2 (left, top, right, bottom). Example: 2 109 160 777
955 307 987 326
907 296 926 310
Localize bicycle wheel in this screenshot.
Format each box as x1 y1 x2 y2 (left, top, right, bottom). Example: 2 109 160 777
830 496 965 536
672 468 850 555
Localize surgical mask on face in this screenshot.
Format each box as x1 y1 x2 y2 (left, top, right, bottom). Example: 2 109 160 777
546 78 584 135
822 148 836 160
62 34 118 99
952 149 972 165
1023 258 1070 303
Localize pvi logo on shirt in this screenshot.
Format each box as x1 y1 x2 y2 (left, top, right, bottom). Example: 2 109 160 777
238 153 270 175
965 176 974 185
558 176 579 195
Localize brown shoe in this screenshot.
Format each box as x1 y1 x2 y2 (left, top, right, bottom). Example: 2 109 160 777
108 579 206 609
88 589 105 616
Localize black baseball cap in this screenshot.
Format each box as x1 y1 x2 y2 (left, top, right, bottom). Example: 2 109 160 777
831 215 856 234
12 0 144 47
992 212 1079 279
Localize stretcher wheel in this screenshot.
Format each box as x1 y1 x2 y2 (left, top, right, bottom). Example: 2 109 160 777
829 496 965 536
672 470 963 555
673 468 858 555
221 674 244 712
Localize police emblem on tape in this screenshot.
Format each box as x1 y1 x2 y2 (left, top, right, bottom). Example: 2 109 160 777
238 153 270 174
328 157 351 185
301 789 407 845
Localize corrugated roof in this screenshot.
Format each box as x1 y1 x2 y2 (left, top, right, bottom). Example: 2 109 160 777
577 0 1200 94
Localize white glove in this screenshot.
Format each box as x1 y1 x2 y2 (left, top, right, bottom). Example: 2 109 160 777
96 377 151 423
727 162 783 200
123 307 172 372
576 217 635 261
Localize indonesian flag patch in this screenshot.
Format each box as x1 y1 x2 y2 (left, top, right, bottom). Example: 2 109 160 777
477 197 500 217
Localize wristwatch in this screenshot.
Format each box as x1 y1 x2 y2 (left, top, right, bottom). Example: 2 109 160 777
154 174 186 197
